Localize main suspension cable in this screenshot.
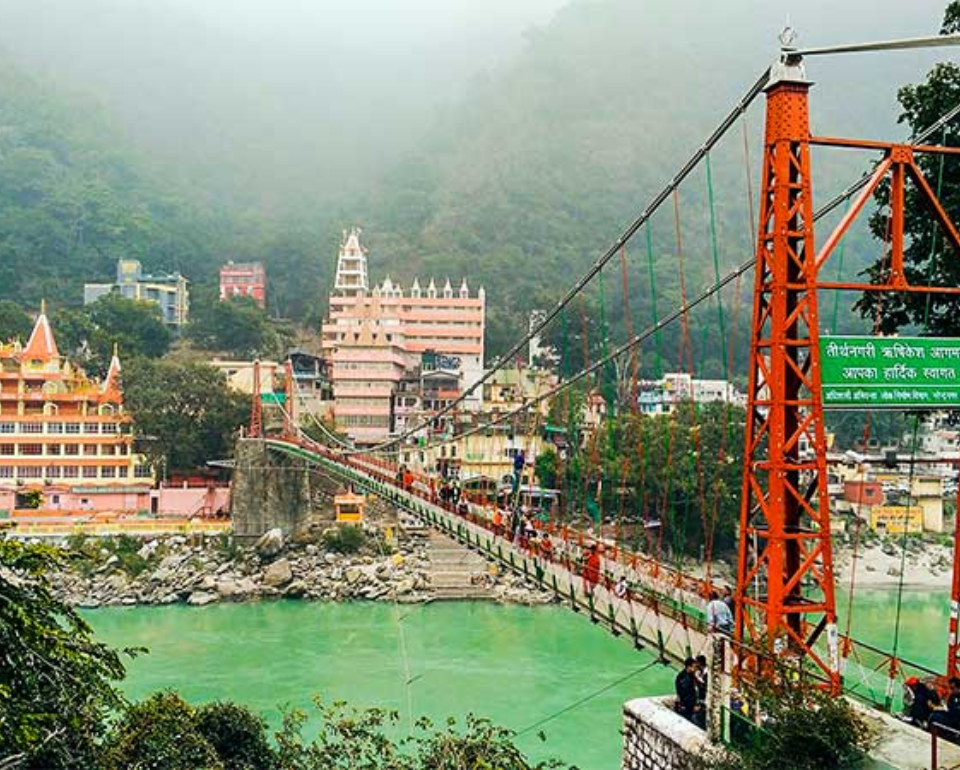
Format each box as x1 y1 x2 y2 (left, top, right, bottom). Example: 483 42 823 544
322 96 960 459
347 68 773 454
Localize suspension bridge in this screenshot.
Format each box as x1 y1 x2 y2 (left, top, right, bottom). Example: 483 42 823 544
237 31 960 763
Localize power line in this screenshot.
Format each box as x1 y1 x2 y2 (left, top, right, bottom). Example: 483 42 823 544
513 659 661 738
364 97 960 456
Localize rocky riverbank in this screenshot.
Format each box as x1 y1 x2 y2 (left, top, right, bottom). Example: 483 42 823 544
50 528 554 608
833 537 954 590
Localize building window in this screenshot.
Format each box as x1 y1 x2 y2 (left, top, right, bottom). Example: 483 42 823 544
19 467 42 478
62 466 79 478
0 444 13 456
100 466 117 478
101 423 118 434
19 444 42 456
101 445 116 456
64 445 79 456
47 444 61 456
46 422 63 434
83 423 100 434
134 465 152 478
0 423 13 434
0 467 13 478
83 445 98 456
64 424 81 434
20 423 42 434
46 467 61 479
82 466 98 478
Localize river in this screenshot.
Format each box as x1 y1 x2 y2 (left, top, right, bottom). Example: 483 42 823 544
85 588 951 770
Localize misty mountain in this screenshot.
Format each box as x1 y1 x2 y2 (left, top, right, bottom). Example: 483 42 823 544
0 0 955 362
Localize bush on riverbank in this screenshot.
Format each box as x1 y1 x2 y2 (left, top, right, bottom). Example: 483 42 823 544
321 524 366 554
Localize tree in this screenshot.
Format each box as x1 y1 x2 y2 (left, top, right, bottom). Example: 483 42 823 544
0 540 131 770
273 699 565 770
535 447 559 489
856 3 960 334
0 301 32 342
187 294 279 358
123 358 248 474
553 398 745 558
50 295 171 375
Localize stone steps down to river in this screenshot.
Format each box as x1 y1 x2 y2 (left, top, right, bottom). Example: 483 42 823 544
426 530 497 601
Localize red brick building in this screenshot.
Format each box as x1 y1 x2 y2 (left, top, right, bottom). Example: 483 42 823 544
219 262 266 308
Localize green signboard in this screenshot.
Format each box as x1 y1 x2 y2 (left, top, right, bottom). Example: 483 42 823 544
819 335 960 408
260 393 287 405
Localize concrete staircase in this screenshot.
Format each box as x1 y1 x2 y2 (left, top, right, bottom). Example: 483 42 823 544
426 530 496 600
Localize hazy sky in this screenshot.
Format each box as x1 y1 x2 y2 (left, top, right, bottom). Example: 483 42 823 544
0 0 955 212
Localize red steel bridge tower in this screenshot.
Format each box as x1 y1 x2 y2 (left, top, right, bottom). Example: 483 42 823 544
735 53 839 689
737 35 960 690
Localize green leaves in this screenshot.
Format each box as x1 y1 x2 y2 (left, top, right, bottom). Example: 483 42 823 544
187 294 280 359
122 357 248 474
49 293 172 374
0 540 129 769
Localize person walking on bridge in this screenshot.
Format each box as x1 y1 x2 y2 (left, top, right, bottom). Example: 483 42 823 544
675 657 701 725
706 590 734 635
582 544 602 594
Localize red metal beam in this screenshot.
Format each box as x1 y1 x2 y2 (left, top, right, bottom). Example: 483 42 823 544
250 360 262 439
817 281 960 294
907 157 960 260
810 136 960 155
813 157 891 274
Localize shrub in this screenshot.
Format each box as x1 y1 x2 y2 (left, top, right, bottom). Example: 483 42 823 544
196 701 275 770
0 540 131 770
714 680 876 770
321 525 366 554
103 691 222 770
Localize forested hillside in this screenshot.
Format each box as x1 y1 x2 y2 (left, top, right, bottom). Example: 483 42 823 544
0 0 950 363
0 59 332 321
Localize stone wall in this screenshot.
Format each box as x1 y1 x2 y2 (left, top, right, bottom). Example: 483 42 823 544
231 439 404 542
622 697 714 770
231 439 317 541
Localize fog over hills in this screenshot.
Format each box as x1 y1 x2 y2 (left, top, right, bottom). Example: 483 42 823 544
0 0 955 355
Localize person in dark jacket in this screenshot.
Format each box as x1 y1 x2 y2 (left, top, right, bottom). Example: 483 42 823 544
905 677 940 726
675 657 701 725
930 677 960 738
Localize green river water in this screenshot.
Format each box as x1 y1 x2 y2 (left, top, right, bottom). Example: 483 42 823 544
85 587 951 770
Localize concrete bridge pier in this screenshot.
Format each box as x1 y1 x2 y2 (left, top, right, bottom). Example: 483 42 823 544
231 438 314 542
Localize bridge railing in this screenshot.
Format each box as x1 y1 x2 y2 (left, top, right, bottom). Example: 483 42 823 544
265 435 940 715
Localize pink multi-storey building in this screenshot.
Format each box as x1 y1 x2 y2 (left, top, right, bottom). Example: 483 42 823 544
321 229 485 445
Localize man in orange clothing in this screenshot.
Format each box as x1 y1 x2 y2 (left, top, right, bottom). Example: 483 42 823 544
582 545 602 593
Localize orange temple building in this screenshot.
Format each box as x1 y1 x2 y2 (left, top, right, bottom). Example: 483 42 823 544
0 307 152 510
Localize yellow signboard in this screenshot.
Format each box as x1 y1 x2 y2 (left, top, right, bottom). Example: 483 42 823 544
869 505 923 535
